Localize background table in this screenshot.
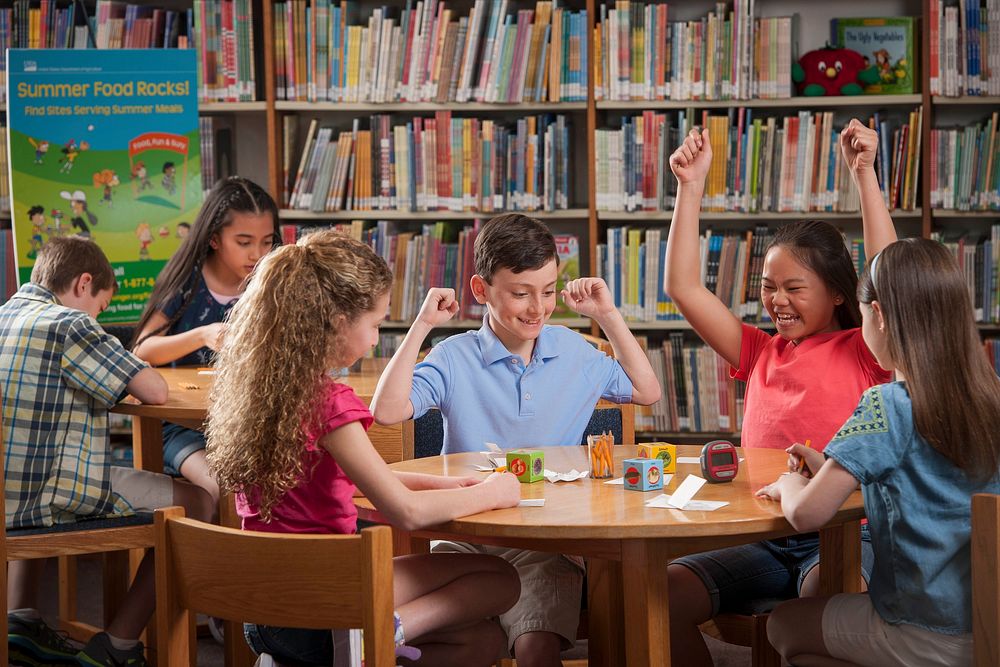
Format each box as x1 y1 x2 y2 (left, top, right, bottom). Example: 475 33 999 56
355 445 865 667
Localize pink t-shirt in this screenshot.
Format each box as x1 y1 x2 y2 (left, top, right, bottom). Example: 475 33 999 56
733 323 891 451
236 381 373 535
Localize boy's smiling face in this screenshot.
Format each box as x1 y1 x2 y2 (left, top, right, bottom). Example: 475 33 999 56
472 258 558 357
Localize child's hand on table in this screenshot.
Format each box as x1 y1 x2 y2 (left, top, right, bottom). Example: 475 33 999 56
786 441 824 479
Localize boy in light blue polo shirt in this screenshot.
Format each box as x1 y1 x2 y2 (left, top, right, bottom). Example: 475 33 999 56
372 213 661 667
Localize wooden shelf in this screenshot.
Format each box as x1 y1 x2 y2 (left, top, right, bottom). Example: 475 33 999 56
597 209 924 222
932 209 1000 219
597 94 922 111
626 320 774 331
198 101 267 112
636 431 740 442
275 101 587 112
278 209 589 221
931 95 1000 106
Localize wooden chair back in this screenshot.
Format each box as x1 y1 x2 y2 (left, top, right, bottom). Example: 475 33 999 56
154 508 396 666
973 493 999 667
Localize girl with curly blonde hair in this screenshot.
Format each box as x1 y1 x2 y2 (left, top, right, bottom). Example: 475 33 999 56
206 230 522 666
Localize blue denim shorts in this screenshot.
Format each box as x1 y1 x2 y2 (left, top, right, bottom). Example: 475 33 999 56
162 422 205 476
672 526 874 616
243 624 334 666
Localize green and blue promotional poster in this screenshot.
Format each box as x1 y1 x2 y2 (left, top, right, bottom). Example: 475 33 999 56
6 49 201 322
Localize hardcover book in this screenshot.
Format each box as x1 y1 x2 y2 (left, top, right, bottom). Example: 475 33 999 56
832 17 917 94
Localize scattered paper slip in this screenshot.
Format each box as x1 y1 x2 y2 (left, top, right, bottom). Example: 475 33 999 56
197 370 216 375
666 474 706 508
604 477 624 485
518 499 545 507
645 495 729 511
479 452 505 468
473 464 498 472
543 469 589 483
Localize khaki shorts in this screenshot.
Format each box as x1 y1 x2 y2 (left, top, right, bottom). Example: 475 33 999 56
110 466 174 512
822 593 973 667
431 541 582 653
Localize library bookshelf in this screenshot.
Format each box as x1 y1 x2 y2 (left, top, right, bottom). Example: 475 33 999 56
3 0 998 440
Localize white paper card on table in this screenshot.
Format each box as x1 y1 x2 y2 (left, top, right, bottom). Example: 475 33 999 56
543 468 589 483
644 494 729 511
604 477 624 485
472 464 496 472
666 474 706 509
518 499 545 507
197 370 216 375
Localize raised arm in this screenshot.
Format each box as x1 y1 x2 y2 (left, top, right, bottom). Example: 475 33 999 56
841 119 897 258
665 128 743 368
321 421 520 531
132 310 225 367
561 278 661 405
370 288 459 425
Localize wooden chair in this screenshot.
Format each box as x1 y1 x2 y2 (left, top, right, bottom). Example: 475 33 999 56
700 608 781 667
0 426 158 664
154 507 396 667
972 493 999 667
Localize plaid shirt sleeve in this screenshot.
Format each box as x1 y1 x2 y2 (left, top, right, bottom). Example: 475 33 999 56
61 316 148 408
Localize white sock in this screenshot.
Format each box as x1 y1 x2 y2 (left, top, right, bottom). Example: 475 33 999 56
9 608 42 621
106 633 139 651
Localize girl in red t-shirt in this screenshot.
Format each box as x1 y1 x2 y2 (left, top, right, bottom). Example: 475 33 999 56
662 119 897 665
206 230 522 666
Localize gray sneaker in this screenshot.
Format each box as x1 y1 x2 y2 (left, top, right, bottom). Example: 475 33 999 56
76 632 146 666
7 613 79 666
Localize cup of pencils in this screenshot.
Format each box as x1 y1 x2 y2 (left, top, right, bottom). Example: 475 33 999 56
588 432 614 479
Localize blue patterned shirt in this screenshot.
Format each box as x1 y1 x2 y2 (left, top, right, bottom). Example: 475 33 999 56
161 271 237 366
0 284 148 528
825 382 1000 635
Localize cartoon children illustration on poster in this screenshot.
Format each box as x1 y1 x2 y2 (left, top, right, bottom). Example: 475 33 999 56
28 137 49 165
131 160 153 192
58 139 89 174
135 222 153 260
93 169 120 208
60 190 98 238
49 209 66 238
176 221 190 239
162 161 177 195
26 205 45 259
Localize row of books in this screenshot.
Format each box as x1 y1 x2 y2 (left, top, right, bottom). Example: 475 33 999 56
934 225 1000 324
929 0 1000 97
281 219 581 323
274 0 587 104
929 112 1000 211
638 334 745 433
595 2 793 101
0 1 257 104
986 338 1000 376
596 225 875 324
284 113 572 213
0 230 15 304
595 107 922 214
199 116 237 195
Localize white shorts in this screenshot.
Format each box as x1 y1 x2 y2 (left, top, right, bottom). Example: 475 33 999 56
822 593 972 667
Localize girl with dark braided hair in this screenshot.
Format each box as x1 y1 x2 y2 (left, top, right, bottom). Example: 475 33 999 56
130 176 279 507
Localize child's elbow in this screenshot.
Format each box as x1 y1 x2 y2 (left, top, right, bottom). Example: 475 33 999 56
386 504 423 532
145 384 169 405
787 506 823 533
634 384 662 406
369 401 397 426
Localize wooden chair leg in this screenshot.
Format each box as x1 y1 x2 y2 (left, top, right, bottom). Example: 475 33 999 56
751 613 781 667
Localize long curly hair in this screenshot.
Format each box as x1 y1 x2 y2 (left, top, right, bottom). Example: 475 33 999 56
205 230 393 521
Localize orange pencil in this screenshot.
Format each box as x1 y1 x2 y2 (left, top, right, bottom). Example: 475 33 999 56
797 439 813 474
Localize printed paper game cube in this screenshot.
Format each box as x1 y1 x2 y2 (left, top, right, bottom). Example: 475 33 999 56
623 457 664 491
506 449 545 483
636 443 677 473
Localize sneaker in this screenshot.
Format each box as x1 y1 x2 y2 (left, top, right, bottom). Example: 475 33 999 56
76 632 146 666
8 613 79 666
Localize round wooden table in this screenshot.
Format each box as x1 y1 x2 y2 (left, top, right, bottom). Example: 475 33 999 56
356 445 865 667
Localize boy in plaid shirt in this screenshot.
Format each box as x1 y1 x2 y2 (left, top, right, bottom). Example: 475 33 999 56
2 237 215 666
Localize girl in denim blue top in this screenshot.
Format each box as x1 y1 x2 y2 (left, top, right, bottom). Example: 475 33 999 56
757 238 1000 667
130 177 280 508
